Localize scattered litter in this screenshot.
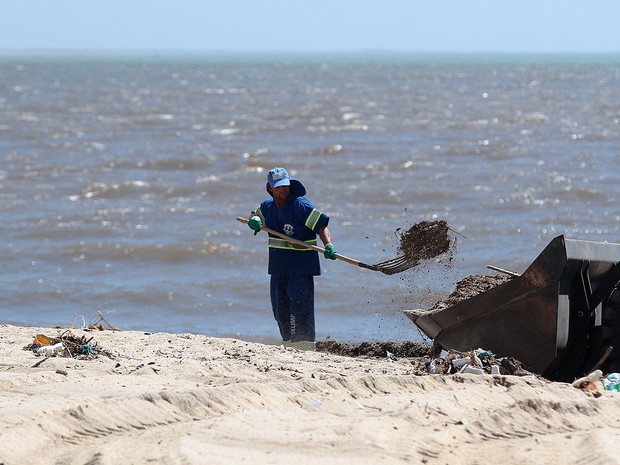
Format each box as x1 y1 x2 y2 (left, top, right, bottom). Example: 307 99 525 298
451 356 470 368
604 373 620 392
70 314 87 330
33 333 61 346
317 340 534 377
569 370 620 397
24 330 114 360
428 359 439 374
78 309 121 331
571 369 603 388
37 342 65 356
582 382 603 397
572 370 604 397
427 346 534 376
461 365 485 375
500 357 518 373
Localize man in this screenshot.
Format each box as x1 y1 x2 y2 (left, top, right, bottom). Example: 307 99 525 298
248 167 336 350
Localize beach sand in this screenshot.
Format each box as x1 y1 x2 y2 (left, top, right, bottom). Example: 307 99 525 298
1 324 620 465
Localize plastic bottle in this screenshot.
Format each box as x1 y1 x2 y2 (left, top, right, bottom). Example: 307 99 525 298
461 365 485 375
37 342 64 356
571 369 602 388
451 356 471 368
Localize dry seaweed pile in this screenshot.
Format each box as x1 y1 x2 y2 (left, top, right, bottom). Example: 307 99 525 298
317 340 429 358
316 340 434 374
397 220 455 266
429 273 513 311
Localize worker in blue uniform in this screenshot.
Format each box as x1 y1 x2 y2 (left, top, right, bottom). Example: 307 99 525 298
248 167 336 350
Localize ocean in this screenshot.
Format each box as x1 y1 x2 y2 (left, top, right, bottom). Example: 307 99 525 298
1 52 619 344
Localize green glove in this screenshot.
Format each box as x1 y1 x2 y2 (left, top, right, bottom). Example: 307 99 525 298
248 216 262 235
324 244 337 260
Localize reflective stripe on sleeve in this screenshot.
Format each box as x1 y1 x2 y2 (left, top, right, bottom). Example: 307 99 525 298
256 208 265 224
304 209 323 231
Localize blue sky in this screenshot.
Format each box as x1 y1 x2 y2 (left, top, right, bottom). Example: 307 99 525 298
1 1 619 53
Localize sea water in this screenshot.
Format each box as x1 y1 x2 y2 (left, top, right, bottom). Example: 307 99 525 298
1 52 619 343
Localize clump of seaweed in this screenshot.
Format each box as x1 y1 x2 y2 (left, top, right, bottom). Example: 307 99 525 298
397 220 456 266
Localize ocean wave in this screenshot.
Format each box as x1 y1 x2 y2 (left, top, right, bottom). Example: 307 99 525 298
59 240 240 262
113 156 215 171
209 127 242 136
72 180 153 200
307 123 369 133
308 144 345 155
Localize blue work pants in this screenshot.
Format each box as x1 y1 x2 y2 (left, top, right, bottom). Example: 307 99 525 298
270 274 315 343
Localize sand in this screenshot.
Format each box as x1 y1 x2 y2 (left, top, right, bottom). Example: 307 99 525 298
2 324 620 465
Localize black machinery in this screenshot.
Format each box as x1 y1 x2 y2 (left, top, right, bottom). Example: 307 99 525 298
405 235 620 382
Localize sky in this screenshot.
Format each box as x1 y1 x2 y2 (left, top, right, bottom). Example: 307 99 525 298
1 0 619 54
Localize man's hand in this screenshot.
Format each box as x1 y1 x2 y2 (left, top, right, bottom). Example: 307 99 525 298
324 243 337 260
248 216 262 235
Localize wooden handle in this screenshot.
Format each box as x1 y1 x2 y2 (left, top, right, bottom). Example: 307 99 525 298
236 216 362 267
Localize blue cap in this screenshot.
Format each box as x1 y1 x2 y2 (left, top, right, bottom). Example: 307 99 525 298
267 167 290 188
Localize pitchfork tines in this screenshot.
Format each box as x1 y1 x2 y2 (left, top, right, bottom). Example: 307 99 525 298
360 255 417 275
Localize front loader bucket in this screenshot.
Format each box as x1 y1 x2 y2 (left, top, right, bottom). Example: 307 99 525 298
405 235 620 381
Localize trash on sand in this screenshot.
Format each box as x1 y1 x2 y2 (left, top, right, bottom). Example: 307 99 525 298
37 342 65 356
605 382 620 392
24 331 113 360
569 370 620 397
428 359 439 374
451 357 471 368
460 365 485 375
571 369 603 388
603 373 620 392
499 357 518 374
428 347 534 377
71 314 87 330
78 309 121 331
307 399 323 408
476 350 494 361
32 334 61 347
572 370 604 398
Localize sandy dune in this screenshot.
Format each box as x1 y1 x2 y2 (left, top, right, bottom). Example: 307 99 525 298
1 324 619 464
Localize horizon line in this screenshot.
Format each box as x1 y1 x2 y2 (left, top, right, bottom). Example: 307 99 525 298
1 48 620 56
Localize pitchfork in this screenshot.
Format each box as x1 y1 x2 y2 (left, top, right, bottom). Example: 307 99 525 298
236 216 412 275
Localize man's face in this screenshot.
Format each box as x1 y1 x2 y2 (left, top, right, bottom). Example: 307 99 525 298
272 185 290 202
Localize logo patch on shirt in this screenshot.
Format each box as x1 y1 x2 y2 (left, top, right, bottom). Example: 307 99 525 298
283 223 294 236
